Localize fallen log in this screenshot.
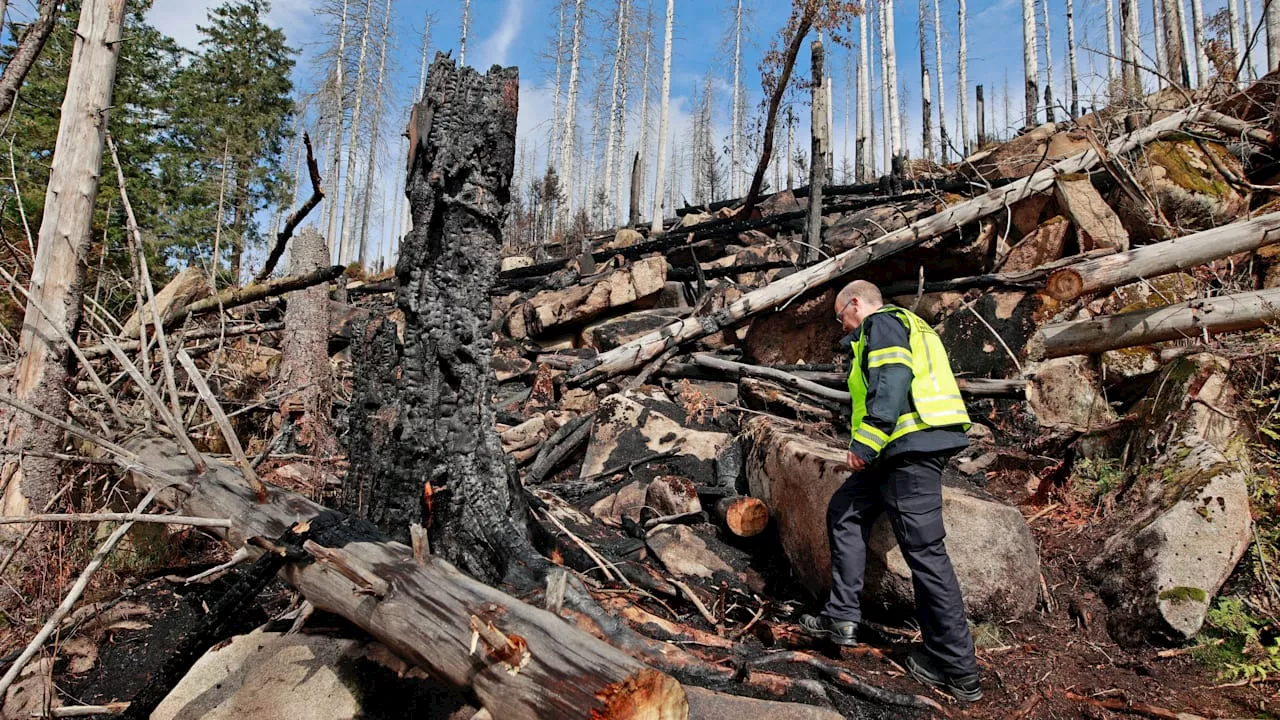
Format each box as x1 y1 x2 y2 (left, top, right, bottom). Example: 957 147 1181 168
665 358 1026 397
1046 211 1280 300
163 265 346 329
122 437 688 720
878 248 1116 297
690 353 848 404
566 106 1205 387
1029 287 1280 359
711 495 770 538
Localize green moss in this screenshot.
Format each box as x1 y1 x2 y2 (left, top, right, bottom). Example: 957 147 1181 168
1159 586 1209 603
1147 139 1232 199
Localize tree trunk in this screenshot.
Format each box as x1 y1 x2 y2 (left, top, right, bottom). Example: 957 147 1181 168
932 0 948 162
565 107 1203 386
399 15 431 260
918 0 933 162
857 13 871 179
1244 0 1257 80
326 0 349 261
1229 0 1242 82
1163 0 1189 86
124 437 689 720
1023 0 1039 127
339 0 376 266
1189 0 1207 85
357 0 392 268
740 7 811 215
958 0 970 155
1121 0 1141 104
0 0 125 517
1041 0 1055 122
1268 0 1280 71
343 57 537 587
562 0 585 230
603 0 629 227
637 6 653 222
805 38 826 264
551 0 565 169
976 84 986 146
1067 0 1079 117
459 0 471 65
1046 211 1280 300
651 0 674 233
279 228 336 457
1107 0 1119 84
630 151 642 226
1153 0 1167 88
0 0 57 120
883 0 902 158
731 0 743 197
878 0 891 166
1030 287 1280 360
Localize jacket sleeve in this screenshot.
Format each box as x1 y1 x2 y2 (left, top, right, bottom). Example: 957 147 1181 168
849 313 915 463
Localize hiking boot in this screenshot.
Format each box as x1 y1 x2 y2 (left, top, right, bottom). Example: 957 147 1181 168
798 613 859 646
905 649 983 702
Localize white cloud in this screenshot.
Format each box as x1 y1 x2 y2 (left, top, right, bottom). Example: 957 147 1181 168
146 0 320 52
474 0 524 69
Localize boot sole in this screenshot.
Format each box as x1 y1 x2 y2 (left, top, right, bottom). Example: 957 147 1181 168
906 657 983 702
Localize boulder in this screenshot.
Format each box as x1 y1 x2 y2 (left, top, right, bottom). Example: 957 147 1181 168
646 475 702 516
964 123 1092 183
153 628 473 720
500 255 534 271
646 523 735 579
744 417 1041 622
1025 356 1118 432
1129 353 1249 461
742 288 844 365
581 392 733 486
685 686 844 720
589 480 649 525
606 227 644 249
580 308 686 351
1115 138 1249 243
759 190 804 216
1089 442 1252 646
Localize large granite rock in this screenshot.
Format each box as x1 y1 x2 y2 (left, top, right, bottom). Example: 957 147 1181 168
1114 138 1249 243
744 417 1041 622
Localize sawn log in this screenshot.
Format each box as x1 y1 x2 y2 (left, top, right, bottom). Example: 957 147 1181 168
565 106 1205 387
1029 287 1280 359
1046 211 1280 300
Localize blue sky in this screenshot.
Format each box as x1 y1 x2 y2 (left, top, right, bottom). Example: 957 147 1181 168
141 0 1260 265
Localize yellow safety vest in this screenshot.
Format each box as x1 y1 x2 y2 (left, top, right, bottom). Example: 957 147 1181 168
848 305 971 455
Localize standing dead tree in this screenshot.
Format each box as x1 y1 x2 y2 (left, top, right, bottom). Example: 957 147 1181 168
1 0 125 516
0 0 57 119
343 57 542 587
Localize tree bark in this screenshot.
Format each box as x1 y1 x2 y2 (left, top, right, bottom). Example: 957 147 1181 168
343 58 538 587
0 0 125 517
976 84 985 146
650 0 674 232
0 0 57 120
1163 0 1189 86
1190 0 1208 86
279 228 336 457
1121 0 1141 119
805 38 826 265
1046 211 1280 300
1067 0 1079 117
1041 0 1055 122
357 0 392 268
566 106 1204 386
858 11 873 178
1268 0 1280 72
883 0 902 157
123 438 689 720
1229 0 1242 82
562 0 585 230
1029 287 1280 360
339 0 376 265
1107 0 1119 84
1023 0 1039 126
919 0 933 162
958 0 970 156
932 0 948 162
325 0 349 258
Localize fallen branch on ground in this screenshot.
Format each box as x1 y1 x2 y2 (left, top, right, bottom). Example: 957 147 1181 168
163 265 345 329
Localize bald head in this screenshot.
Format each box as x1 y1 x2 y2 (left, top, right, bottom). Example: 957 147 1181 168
834 280 883 332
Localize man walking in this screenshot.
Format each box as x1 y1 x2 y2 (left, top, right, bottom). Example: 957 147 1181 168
799 280 982 702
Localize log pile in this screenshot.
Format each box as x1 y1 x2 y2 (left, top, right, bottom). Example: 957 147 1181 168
3 63 1280 720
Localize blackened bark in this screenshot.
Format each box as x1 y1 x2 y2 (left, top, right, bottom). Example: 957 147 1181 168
343 56 540 587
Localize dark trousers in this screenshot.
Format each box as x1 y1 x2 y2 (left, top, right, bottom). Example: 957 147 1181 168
823 451 978 677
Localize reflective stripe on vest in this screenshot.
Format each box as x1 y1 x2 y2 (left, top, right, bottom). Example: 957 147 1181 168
848 306 971 453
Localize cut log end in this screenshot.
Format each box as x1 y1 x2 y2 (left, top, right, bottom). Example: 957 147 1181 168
592 667 688 719
1045 268 1083 301
714 496 770 538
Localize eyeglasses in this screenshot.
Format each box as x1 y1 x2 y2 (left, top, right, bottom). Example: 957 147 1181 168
835 297 855 320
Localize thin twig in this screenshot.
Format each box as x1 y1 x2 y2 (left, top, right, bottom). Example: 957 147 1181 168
538 508 627 586
959 294 1024 373
669 577 717 626
31 703 129 717
0 486 165 699
176 350 267 501
103 341 207 474
0 513 230 528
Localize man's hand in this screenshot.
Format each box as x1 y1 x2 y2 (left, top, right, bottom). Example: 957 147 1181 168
847 450 866 472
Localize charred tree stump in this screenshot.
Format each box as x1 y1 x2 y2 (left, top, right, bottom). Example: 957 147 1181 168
343 56 541 587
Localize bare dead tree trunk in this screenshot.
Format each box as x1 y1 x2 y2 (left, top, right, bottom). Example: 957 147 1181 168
805 37 826 264
1122 0 1141 113
1067 0 1079 117
0 0 57 120
1163 0 1189 86
958 0 970 155
932 0 948 163
325 0 349 259
279 228 336 457
1268 0 1280 72
741 8 812 214
1022 0 1039 127
918 0 933 162
1107 0 1119 84
343 58 539 587
1 0 125 516
1041 0 1055 122
976 84 986 146
858 11 873 178
1190 0 1208 85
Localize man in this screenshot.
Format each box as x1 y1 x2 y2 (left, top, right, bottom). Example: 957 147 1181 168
799 280 982 702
